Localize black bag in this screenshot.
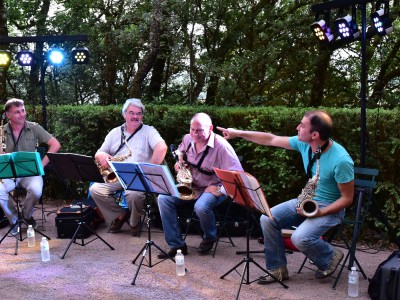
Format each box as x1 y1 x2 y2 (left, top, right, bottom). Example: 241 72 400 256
0 207 9 229
368 250 400 300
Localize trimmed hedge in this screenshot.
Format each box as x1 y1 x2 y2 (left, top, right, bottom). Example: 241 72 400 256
29 105 400 239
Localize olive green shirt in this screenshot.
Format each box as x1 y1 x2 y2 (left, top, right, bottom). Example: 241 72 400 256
3 121 53 153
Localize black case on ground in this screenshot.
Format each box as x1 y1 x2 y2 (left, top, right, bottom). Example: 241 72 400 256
380 252 400 300
55 205 96 239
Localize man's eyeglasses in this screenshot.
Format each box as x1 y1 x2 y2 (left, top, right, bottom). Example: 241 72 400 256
127 111 143 116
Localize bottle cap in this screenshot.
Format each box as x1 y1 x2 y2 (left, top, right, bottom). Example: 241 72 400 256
42 237 47 240
351 266 356 271
177 249 182 254
28 225 32 228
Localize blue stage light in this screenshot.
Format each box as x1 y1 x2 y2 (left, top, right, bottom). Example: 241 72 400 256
16 50 36 66
47 48 65 65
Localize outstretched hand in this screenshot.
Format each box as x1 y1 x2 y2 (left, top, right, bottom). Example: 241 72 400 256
216 126 239 140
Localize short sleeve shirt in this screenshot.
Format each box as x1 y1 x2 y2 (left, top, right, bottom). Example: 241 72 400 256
289 136 354 204
97 123 165 163
3 121 53 153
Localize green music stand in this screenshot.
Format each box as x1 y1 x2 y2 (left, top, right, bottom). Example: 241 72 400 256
0 152 50 255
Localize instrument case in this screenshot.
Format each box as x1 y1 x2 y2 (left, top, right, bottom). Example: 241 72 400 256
55 205 96 239
379 251 400 300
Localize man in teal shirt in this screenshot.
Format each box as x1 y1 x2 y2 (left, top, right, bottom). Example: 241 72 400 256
218 110 354 283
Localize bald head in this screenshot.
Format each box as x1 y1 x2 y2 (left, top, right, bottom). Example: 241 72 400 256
191 113 212 127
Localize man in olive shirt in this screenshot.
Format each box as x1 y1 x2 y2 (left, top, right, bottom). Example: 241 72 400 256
0 98 61 235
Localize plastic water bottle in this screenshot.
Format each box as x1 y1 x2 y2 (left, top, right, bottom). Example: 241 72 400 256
175 249 185 276
348 266 359 297
40 237 50 262
27 225 35 247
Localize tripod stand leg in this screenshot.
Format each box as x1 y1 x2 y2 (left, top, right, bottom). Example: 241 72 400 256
61 222 114 259
131 243 150 285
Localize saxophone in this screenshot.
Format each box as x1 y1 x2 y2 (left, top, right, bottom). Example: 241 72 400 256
99 137 132 183
170 145 195 200
296 144 321 217
1 113 6 152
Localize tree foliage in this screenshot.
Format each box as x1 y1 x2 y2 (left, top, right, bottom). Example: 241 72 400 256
0 0 399 108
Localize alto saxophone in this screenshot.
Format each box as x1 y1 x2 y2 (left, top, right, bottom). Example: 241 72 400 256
296 144 321 217
170 145 195 200
99 137 132 183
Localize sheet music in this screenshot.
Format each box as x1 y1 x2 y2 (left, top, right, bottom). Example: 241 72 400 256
137 163 180 197
237 172 272 218
213 167 273 219
109 161 180 197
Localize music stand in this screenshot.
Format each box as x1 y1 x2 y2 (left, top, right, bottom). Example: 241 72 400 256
214 167 288 300
109 161 180 285
0 152 51 255
46 153 114 259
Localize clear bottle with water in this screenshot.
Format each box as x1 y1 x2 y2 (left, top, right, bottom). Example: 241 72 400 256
27 225 35 247
40 237 50 262
175 249 185 276
348 266 359 297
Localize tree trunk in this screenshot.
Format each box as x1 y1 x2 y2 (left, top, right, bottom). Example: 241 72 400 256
309 50 332 107
129 0 163 99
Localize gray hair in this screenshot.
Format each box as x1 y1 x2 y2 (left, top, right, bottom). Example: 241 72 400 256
121 98 145 116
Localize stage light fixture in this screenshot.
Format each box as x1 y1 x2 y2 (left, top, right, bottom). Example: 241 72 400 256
47 48 65 65
310 19 334 42
16 50 36 66
0 50 12 68
71 46 89 64
334 14 360 41
371 8 393 36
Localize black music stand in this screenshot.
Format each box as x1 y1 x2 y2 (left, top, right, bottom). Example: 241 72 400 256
214 168 288 300
0 152 51 255
109 161 180 285
47 153 114 259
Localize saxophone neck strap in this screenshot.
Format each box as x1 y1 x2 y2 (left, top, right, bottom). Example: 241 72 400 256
183 143 215 176
306 140 329 179
114 123 143 156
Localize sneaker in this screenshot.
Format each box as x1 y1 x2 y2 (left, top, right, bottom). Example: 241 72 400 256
198 239 215 254
315 248 344 279
257 266 289 284
25 217 37 229
157 244 188 259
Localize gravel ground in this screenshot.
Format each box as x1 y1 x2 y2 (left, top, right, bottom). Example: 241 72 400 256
0 202 393 300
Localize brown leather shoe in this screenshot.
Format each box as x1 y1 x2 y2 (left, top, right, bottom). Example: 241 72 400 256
130 223 141 236
198 239 215 254
157 244 187 259
109 213 129 233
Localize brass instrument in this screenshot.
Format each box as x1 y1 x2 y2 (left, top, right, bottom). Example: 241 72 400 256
99 137 132 183
296 145 321 217
1 113 6 152
170 145 195 200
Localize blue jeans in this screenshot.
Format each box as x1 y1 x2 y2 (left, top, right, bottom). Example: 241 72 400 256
260 198 344 271
158 192 226 248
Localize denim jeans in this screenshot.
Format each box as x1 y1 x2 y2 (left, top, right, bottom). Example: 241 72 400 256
260 198 344 271
158 192 226 248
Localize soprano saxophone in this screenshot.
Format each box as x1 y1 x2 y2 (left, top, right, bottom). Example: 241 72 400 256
296 144 321 217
